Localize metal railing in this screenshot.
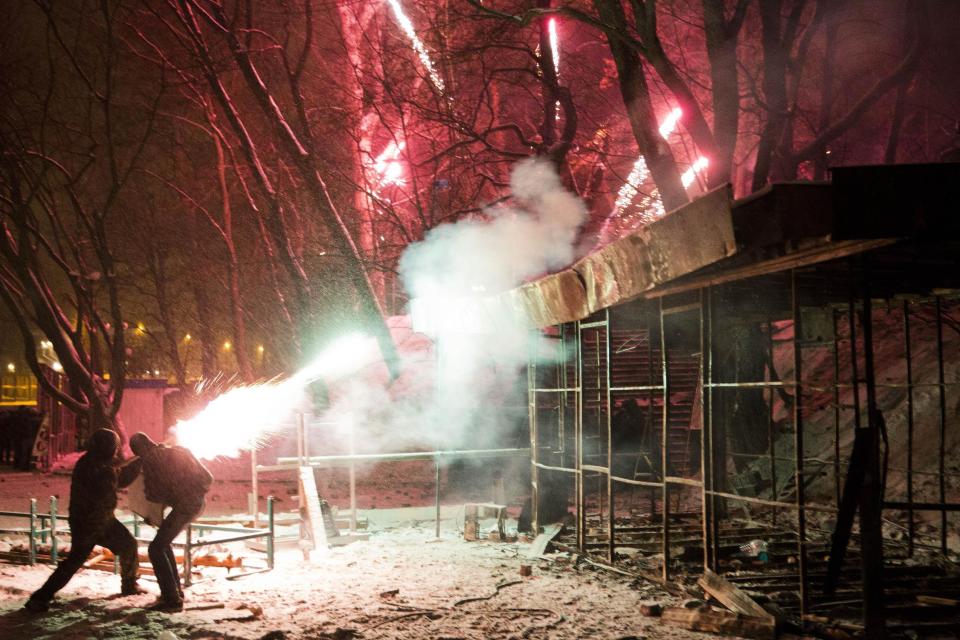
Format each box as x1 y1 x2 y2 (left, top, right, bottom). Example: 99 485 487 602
0 497 59 565
0 496 276 586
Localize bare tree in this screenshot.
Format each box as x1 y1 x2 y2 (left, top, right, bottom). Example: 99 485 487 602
0 0 164 439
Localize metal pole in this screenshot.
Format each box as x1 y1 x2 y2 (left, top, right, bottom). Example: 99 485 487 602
296 412 305 520
296 412 305 464
859 262 886 637
769 314 779 526
833 310 842 507
49 496 58 565
596 324 604 532
435 454 442 538
183 524 193 587
28 498 37 565
935 297 948 554
349 417 357 533
703 287 719 569
903 301 915 556
791 270 808 618
529 330 540 534
576 321 585 552
848 289 862 432
648 305 656 519
605 309 615 564
660 298 671 580
251 447 259 526
699 288 711 571
559 327 567 455
267 496 275 570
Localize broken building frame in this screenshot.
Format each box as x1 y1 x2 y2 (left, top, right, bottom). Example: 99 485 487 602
522 164 960 634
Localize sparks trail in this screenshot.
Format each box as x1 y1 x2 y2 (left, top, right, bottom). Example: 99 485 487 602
386 0 445 94
173 333 376 460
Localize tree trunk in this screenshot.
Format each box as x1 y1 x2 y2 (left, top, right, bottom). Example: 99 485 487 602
702 0 741 187
593 0 687 212
752 0 789 190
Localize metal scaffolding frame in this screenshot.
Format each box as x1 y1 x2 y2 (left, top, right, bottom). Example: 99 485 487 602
528 255 959 633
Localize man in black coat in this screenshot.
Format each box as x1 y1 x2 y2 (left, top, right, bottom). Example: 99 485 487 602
129 432 213 611
25 428 142 612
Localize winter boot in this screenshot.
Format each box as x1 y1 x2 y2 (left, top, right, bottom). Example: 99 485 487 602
24 597 50 613
147 596 184 612
120 579 147 596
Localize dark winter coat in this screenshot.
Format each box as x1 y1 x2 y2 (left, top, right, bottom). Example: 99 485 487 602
69 429 139 537
131 434 212 507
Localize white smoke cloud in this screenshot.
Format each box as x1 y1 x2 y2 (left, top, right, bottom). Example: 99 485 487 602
401 157 586 300
316 158 587 455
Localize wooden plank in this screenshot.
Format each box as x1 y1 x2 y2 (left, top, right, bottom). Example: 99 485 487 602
917 595 960 607
299 467 327 549
698 568 774 622
660 607 775 640
526 523 563 558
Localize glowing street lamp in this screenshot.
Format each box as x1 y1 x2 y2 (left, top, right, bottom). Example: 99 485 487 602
6 363 14 373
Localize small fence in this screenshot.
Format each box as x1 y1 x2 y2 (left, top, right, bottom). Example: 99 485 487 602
0 497 60 565
0 496 275 584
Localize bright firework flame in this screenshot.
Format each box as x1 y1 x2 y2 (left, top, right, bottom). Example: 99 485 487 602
658 107 683 139
681 156 709 188
385 0 445 94
372 140 406 188
547 18 560 77
612 107 682 216
173 333 375 460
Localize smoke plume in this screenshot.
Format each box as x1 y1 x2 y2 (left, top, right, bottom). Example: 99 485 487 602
319 158 587 455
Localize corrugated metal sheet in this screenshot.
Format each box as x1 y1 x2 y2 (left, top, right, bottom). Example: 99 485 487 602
508 185 736 328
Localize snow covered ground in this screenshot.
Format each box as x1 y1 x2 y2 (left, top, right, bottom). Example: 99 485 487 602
0 522 712 640
0 468 717 640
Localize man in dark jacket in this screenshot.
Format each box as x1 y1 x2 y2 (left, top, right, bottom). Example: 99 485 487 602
25 428 142 612
129 432 212 611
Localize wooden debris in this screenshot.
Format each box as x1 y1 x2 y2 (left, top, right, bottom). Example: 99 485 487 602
917 594 959 607
100 548 243 569
83 553 107 568
451 579 522 607
660 606 776 640
299 467 328 549
698 568 774 622
519 564 532 577
526 523 563 558
463 503 506 542
639 603 662 617
186 603 226 611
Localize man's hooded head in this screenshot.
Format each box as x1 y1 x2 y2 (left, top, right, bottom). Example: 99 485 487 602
86 428 120 460
129 432 158 457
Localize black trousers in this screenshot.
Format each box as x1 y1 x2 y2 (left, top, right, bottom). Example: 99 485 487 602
148 497 204 602
30 518 139 604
